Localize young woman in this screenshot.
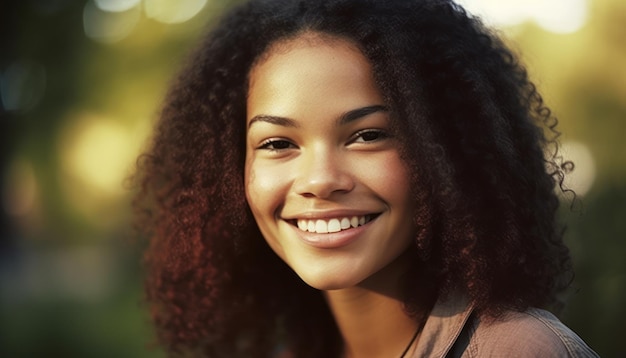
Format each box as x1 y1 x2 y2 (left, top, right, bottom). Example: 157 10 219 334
134 0 599 357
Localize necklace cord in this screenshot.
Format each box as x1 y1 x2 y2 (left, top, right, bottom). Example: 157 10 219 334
399 323 423 358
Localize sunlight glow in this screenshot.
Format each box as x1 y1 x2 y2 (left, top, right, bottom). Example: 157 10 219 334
456 0 589 34
59 114 134 198
94 0 140 12
83 0 141 43
143 0 208 24
561 141 596 197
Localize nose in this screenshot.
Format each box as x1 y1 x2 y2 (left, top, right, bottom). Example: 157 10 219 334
293 146 355 199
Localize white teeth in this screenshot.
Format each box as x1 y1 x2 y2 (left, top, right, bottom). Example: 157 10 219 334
315 220 328 234
296 215 372 234
328 219 341 233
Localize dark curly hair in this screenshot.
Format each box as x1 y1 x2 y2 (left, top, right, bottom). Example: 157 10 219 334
134 0 573 356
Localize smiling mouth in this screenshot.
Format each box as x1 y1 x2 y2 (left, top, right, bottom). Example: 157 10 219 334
290 214 380 234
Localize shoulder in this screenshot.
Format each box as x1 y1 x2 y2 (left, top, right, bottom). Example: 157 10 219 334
466 308 599 358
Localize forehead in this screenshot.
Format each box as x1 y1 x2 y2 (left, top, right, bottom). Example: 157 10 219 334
253 32 360 65
249 32 369 84
247 32 383 120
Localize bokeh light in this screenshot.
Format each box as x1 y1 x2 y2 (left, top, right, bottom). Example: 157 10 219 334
0 60 46 112
83 0 141 43
144 0 208 24
58 113 137 198
54 111 147 230
561 141 597 197
94 0 140 12
457 0 589 33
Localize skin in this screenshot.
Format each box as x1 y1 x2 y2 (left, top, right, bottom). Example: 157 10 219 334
245 33 421 357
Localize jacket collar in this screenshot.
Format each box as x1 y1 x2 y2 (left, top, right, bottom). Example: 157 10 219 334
410 293 474 357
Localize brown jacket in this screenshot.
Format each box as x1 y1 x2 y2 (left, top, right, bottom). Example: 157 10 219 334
409 294 599 357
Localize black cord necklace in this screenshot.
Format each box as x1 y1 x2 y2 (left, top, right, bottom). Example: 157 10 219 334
399 324 423 358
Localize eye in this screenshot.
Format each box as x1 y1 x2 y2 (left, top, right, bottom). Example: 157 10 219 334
258 139 296 151
351 129 389 143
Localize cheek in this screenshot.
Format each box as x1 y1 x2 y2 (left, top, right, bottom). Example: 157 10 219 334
382 159 411 188
244 158 289 258
244 158 264 216
392 164 414 211
362 152 412 201
244 157 256 208
244 158 285 220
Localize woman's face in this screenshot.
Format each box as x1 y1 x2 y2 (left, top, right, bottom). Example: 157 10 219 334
245 34 416 290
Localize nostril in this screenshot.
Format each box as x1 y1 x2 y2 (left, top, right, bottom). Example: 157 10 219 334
293 172 355 198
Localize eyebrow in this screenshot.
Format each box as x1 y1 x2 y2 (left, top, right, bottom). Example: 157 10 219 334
248 105 388 129
248 115 299 128
339 105 388 125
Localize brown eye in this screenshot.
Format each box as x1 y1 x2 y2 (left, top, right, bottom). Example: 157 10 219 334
259 139 295 150
352 129 388 143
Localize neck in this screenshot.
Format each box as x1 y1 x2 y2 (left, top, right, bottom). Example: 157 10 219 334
324 253 424 358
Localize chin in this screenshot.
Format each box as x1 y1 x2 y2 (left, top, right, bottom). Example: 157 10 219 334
294 266 367 291
302 278 360 291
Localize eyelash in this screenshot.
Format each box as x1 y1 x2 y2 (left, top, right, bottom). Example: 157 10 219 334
351 129 389 143
257 129 390 152
258 138 295 151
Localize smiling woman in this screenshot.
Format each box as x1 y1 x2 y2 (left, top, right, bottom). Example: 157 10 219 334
133 1 598 357
245 34 416 292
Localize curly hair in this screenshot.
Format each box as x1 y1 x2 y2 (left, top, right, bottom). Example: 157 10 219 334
134 0 573 356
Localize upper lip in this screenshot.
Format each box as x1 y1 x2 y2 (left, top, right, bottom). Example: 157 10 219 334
281 209 381 221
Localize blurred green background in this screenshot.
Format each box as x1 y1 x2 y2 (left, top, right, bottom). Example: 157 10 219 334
0 0 624 357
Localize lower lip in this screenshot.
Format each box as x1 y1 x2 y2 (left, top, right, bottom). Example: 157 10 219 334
289 220 373 249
